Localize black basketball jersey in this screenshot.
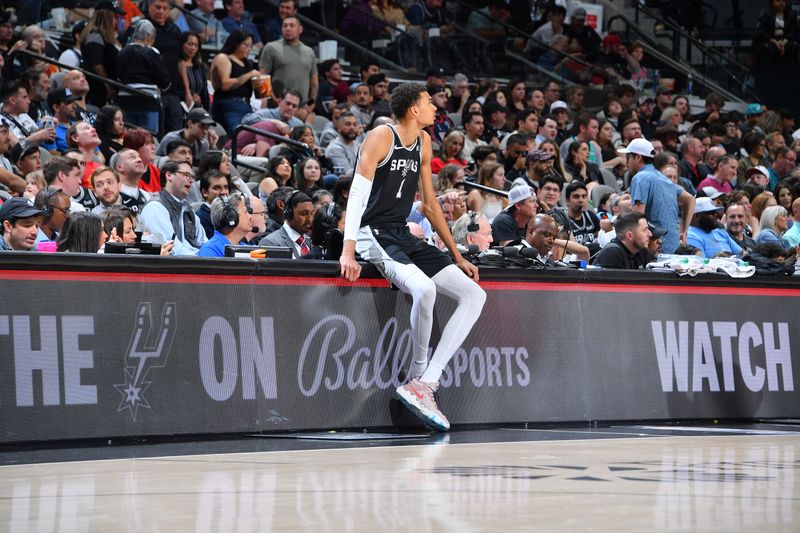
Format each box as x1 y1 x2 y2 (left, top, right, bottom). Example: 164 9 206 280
359 125 421 228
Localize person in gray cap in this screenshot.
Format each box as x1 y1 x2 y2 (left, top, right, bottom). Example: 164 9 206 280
0 197 44 251
565 7 600 59
156 107 219 162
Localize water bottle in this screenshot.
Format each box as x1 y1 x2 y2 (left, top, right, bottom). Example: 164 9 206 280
686 73 694 95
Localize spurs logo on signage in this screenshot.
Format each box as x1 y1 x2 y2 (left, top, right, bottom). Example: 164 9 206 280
297 315 531 396
651 321 795 393
114 303 177 421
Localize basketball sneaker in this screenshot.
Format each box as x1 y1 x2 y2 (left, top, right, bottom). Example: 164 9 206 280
394 379 450 432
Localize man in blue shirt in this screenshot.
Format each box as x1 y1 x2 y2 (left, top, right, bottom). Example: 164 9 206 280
221 0 262 51
625 138 695 254
687 197 742 258
197 193 253 257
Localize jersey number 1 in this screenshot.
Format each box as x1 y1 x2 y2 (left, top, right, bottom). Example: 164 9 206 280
395 178 406 198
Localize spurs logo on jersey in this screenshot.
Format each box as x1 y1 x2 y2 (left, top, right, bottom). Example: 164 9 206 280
358 125 422 228
389 158 419 176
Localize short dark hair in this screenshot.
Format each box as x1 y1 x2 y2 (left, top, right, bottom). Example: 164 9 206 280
161 159 190 176
166 138 193 155
573 112 597 134
268 186 294 215
504 133 526 149
0 81 25 103
319 59 340 76
390 83 427 119
565 180 587 199
471 144 496 163
282 88 303 101
614 212 646 236
514 108 537 129
463 111 483 126
56 211 104 253
539 174 562 191
199 169 229 194
715 155 736 170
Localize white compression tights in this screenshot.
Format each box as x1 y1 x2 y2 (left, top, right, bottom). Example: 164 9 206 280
391 263 486 383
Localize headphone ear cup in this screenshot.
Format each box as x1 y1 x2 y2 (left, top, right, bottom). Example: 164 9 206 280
283 190 300 221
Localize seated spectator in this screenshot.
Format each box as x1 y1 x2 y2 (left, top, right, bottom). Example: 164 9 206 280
66 121 104 187
294 157 324 196
63 69 97 125
263 186 294 233
139 160 207 255
593 212 651 269
550 180 600 248
196 170 231 238
757 205 790 246
24 171 46 200
725 203 758 253
95 105 125 162
43 155 88 213
775 181 795 212
563 140 603 185
259 156 294 198
56 211 106 253
565 7 600 60
259 190 314 258
0 197 43 251
0 81 54 148
122 128 161 194
10 141 41 178
537 174 563 212
110 148 151 215
697 155 737 194
43 88 80 153
189 0 229 47
467 162 508 222
687 197 742 258
516 150 554 189
197 193 253 257
491 185 538 246
157 108 218 162
752 191 778 222
437 163 467 192
243 90 305 130
324 112 361 176
521 213 559 263
89 166 122 214
100 206 137 244
164 139 194 165
432 131 467 175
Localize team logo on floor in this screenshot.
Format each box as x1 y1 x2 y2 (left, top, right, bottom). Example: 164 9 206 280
114 303 177 421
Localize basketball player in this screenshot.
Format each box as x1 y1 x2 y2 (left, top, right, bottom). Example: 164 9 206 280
339 83 486 431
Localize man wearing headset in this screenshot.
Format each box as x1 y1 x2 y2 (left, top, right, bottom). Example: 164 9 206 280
339 83 486 432
259 190 314 258
197 193 253 257
33 187 71 246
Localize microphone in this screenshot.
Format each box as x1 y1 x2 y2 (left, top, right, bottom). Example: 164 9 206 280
456 243 480 255
501 246 520 258
519 246 539 259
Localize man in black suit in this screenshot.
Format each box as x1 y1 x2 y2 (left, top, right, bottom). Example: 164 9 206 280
259 190 313 258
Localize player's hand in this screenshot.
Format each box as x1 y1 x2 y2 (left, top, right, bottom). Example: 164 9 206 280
457 257 479 281
340 253 362 282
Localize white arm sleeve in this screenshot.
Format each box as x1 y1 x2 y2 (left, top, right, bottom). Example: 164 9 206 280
343 172 373 242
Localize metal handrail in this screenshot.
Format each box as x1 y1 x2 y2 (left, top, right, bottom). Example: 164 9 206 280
260 0 407 72
229 123 312 173
11 49 158 101
340 1 423 45
634 2 749 74
462 181 508 198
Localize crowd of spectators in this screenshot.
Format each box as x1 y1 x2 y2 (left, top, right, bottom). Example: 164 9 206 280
1 0 799 275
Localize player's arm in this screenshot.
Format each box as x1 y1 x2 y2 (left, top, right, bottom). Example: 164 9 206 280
418 132 480 281
339 125 392 281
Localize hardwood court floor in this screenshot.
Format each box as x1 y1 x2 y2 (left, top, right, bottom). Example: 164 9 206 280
1 425 799 532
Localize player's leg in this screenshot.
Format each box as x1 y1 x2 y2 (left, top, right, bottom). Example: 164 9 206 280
421 264 486 383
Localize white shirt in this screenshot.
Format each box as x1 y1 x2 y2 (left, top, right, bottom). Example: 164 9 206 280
282 221 307 258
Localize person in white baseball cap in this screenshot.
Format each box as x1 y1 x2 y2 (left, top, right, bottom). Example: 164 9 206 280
625 137 695 254
687 196 742 258
491 185 538 246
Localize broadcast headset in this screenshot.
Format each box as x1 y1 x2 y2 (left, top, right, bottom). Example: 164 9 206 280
217 195 239 228
283 189 302 221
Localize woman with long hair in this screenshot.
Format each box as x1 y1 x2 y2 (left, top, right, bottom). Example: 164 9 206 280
258 156 294 199
737 131 767 184
294 157 323 196
597 119 626 176
537 139 568 185
210 30 261 133
178 31 209 111
564 141 603 185
95 105 125 161
57 211 107 253
467 161 508 221
431 130 468 174
437 163 466 192
752 191 778 222
505 79 527 113
775 181 794 212
80 5 121 106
